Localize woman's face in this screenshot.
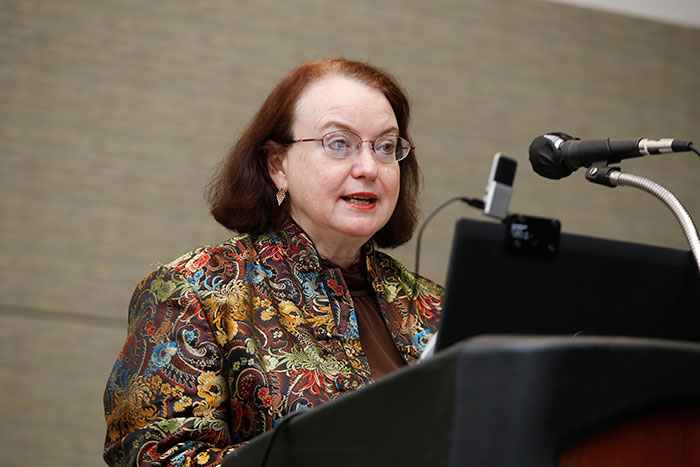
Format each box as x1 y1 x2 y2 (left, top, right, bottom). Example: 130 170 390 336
269 75 401 255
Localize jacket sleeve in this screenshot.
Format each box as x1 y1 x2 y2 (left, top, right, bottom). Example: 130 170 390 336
103 267 241 466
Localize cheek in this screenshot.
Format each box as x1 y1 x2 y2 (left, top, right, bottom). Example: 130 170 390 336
383 167 401 200
301 164 350 195
289 164 341 202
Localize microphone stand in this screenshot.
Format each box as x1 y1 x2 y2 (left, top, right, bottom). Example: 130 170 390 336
585 165 700 274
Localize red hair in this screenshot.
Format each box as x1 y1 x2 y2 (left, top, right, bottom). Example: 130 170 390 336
207 58 421 248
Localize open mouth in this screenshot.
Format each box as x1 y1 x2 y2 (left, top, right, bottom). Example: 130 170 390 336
341 195 377 205
340 191 379 211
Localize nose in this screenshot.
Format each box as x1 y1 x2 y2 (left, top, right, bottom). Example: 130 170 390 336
351 142 379 180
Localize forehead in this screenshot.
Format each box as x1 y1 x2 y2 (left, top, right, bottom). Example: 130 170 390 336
293 75 397 133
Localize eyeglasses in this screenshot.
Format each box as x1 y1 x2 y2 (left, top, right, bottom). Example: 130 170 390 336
288 130 414 163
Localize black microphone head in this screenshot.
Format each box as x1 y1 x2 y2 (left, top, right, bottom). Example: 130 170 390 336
528 132 577 180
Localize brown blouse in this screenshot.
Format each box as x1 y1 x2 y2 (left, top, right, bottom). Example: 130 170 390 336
322 258 407 379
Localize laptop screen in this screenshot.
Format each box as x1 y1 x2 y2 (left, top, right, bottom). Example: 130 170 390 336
435 218 700 351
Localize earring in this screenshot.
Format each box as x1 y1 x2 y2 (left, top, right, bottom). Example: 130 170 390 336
276 187 287 206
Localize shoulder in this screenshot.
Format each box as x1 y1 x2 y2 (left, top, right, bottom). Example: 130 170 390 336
366 247 443 298
130 233 257 305
134 229 298 301
126 233 263 331
161 227 308 278
128 225 314 317
163 233 254 278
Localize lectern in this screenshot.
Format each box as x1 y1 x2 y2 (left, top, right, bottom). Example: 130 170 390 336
223 335 700 467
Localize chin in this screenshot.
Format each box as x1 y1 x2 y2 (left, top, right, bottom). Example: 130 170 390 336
339 220 387 241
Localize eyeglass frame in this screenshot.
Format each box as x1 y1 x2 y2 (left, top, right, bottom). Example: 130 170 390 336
286 129 415 163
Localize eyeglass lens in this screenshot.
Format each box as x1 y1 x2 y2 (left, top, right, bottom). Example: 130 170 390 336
322 131 410 162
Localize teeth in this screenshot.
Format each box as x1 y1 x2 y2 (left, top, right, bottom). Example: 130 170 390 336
344 196 375 205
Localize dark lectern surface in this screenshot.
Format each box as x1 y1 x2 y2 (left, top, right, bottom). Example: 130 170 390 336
222 336 700 467
436 219 700 351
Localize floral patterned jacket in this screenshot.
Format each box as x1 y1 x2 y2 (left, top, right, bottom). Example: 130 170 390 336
103 221 442 466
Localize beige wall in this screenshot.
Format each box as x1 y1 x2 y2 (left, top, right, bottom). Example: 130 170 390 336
1 1 699 465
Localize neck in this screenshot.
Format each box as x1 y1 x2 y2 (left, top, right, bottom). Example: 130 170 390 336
315 239 363 269
286 217 368 269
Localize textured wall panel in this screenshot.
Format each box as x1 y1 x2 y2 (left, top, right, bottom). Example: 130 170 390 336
0 1 698 465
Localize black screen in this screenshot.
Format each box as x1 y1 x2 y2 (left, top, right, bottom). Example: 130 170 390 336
436 218 700 351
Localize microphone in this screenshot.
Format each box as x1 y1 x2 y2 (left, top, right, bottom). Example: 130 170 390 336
529 132 693 179
483 152 517 220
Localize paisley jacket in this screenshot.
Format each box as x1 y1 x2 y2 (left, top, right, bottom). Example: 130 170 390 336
103 221 442 466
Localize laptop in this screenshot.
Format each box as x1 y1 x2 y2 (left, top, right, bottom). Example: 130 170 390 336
434 217 700 352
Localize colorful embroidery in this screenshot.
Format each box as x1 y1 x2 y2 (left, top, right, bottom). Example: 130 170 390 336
103 221 442 465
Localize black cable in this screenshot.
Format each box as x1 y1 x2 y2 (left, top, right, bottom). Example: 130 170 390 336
690 143 700 157
260 410 306 467
414 196 485 275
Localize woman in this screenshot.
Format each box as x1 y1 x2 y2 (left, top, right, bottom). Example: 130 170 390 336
103 58 442 466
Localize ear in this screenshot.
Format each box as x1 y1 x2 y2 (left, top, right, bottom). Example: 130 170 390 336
265 141 289 189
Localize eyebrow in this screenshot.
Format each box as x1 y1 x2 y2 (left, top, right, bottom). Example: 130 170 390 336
319 120 399 137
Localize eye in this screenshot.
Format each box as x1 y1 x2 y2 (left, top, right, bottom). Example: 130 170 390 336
375 137 398 156
324 133 353 152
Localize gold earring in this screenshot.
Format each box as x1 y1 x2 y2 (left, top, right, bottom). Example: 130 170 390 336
276 188 287 206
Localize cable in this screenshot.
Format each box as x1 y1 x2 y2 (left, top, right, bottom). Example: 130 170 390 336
690 143 700 157
414 197 485 275
260 410 306 467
